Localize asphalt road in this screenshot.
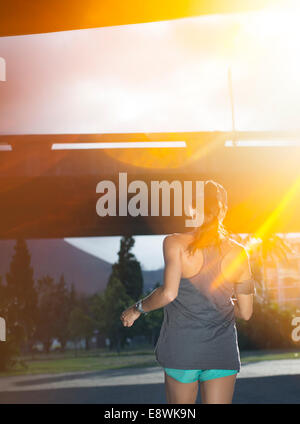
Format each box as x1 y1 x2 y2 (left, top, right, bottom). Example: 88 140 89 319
0 359 299 404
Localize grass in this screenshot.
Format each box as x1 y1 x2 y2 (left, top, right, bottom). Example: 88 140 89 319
0 346 300 377
0 345 159 377
240 350 300 363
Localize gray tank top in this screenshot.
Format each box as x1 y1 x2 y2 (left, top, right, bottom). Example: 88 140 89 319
154 238 256 371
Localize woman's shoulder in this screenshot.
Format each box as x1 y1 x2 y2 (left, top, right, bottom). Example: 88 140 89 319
223 237 249 258
163 232 184 245
162 232 193 252
164 232 195 245
165 233 246 252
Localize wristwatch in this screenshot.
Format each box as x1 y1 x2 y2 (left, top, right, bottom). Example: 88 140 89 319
135 299 148 315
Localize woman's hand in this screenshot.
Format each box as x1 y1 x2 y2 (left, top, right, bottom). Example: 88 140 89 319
120 305 141 327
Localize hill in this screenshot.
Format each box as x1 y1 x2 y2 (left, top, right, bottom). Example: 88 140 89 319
0 239 163 295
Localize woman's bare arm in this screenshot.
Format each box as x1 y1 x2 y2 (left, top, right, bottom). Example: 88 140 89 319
231 245 254 320
138 235 182 313
232 296 253 320
120 235 182 327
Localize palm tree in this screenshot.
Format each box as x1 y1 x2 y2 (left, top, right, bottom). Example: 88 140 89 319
242 233 295 305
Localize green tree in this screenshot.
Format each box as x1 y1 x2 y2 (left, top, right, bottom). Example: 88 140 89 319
102 273 134 352
111 235 143 301
35 275 57 353
0 326 22 371
76 293 96 351
68 306 94 356
5 238 38 353
0 275 26 371
54 274 73 352
89 292 106 339
0 277 19 371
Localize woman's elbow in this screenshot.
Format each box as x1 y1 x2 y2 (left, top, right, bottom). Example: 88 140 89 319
163 289 177 303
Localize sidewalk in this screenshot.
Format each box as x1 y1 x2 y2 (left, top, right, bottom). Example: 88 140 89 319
0 359 299 403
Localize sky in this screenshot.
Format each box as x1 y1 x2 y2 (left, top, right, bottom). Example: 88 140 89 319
64 232 300 270
0 8 300 133
64 235 166 270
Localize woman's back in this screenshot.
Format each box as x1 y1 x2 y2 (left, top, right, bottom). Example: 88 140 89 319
154 234 249 371
174 231 240 282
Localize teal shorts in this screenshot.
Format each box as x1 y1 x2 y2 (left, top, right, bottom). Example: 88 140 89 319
164 368 238 383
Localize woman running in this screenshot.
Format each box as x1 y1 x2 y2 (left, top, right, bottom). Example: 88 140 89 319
120 180 256 404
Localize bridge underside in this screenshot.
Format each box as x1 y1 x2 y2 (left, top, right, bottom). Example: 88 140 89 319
0 131 298 238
